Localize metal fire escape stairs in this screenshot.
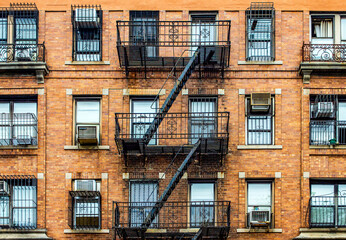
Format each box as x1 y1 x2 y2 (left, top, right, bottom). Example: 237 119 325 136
138 46 215 239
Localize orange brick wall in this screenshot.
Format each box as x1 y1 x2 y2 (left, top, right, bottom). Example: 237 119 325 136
0 2 345 240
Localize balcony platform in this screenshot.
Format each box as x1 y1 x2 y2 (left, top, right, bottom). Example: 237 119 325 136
115 226 230 239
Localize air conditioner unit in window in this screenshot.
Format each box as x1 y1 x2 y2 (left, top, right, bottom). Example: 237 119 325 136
249 210 271 227
250 93 271 112
15 135 33 145
77 126 98 145
14 47 37 62
75 9 99 26
75 180 97 191
0 181 10 196
313 102 335 118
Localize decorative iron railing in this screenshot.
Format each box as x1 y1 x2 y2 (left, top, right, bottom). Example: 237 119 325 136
308 196 346 228
310 120 346 145
0 175 37 230
113 201 230 230
0 113 38 146
0 44 45 62
115 112 229 146
302 44 346 62
116 20 231 68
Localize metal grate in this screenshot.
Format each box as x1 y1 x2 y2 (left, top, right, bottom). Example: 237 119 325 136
0 3 45 63
71 5 102 61
68 191 101 230
0 175 37 230
246 2 275 61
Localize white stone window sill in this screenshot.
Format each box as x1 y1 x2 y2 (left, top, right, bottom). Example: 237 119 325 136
0 146 38 149
310 145 346 149
64 145 110 150
237 145 283 150
64 229 109 234
237 228 282 233
238 61 283 65
65 61 110 65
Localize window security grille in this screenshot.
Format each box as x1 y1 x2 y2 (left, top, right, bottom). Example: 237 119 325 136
71 5 102 61
246 2 275 61
0 175 37 229
310 95 346 145
0 3 43 62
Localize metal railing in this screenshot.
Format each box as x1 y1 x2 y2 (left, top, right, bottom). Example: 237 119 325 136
113 201 230 230
0 175 37 230
116 20 231 68
308 196 346 228
302 44 346 62
68 191 101 230
0 113 38 146
115 112 229 144
0 44 45 62
247 115 273 145
310 120 346 145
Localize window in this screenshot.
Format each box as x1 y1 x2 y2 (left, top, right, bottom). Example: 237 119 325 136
246 94 274 145
247 181 272 228
0 4 39 62
72 6 102 61
130 11 159 58
130 181 158 227
189 97 217 143
131 98 157 145
246 2 275 61
0 98 37 146
310 95 346 145
190 12 217 57
342 17 346 44
0 176 37 229
69 180 101 230
190 182 215 227
75 98 101 145
311 16 333 43
310 181 346 228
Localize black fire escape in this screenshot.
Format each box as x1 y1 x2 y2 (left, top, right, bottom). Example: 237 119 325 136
114 16 231 240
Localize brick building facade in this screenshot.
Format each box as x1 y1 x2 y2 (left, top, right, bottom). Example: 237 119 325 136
0 0 345 240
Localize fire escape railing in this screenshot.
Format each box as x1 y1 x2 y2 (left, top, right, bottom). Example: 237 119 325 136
113 201 230 231
302 43 346 62
116 20 231 69
308 196 346 228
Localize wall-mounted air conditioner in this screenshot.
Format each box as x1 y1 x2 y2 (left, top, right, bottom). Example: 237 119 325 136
249 210 271 227
75 180 97 191
77 126 98 145
250 93 271 112
313 102 334 118
0 181 10 196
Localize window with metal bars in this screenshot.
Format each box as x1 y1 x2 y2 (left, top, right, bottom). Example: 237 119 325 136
188 97 217 144
71 5 102 61
310 180 346 228
129 181 158 228
129 11 159 58
310 95 346 145
246 2 275 61
68 180 101 230
0 175 37 229
0 3 39 62
0 97 37 146
246 96 274 145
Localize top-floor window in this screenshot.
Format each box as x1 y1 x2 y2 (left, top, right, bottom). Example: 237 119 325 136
71 5 102 61
246 2 275 61
0 3 39 62
310 95 346 145
130 11 159 59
